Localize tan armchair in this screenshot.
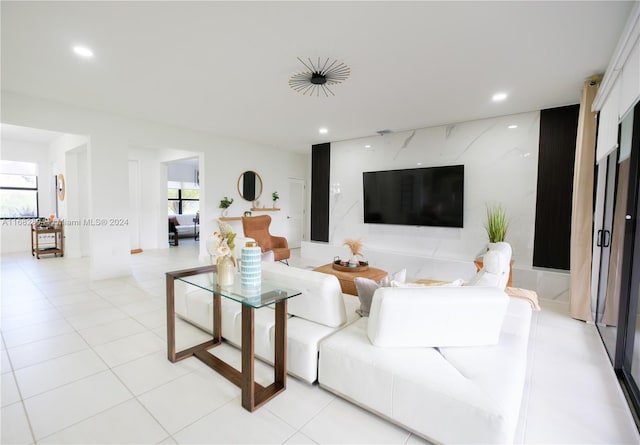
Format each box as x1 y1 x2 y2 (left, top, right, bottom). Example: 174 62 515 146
241 215 290 263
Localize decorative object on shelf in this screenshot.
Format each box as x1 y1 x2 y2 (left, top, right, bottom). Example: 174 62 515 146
241 241 262 289
484 204 509 245
344 238 365 267
238 171 263 201
36 217 49 228
211 219 237 286
272 191 279 208
288 57 351 97
219 196 234 217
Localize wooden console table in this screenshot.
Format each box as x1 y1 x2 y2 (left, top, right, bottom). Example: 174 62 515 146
166 265 301 412
31 222 64 259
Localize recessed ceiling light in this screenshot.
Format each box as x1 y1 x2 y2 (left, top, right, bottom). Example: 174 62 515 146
508 125 518 129
319 128 328 134
417 162 423 166
523 152 531 158
364 144 371 148
73 46 94 58
492 92 508 102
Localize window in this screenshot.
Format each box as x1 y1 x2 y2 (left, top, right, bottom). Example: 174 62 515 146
0 161 39 218
168 181 200 215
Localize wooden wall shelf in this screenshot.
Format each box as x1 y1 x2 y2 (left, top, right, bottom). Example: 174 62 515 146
219 209 280 222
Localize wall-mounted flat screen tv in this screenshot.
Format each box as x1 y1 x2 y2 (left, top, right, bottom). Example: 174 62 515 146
363 165 464 228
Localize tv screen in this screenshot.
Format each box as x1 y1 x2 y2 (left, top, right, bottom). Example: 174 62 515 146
363 165 464 228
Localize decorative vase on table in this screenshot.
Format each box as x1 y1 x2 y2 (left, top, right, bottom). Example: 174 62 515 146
217 255 235 286
241 241 262 289
211 218 237 286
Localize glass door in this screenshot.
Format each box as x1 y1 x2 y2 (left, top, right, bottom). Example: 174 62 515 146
618 105 640 412
594 150 621 362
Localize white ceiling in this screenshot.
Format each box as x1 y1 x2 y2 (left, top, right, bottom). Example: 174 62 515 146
1 1 634 152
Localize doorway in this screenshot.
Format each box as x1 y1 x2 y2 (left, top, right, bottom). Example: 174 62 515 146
166 157 200 247
594 102 640 419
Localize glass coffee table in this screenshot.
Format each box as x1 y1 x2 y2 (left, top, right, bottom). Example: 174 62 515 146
166 264 301 412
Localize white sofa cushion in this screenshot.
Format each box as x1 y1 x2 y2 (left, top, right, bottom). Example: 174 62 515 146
261 262 347 328
367 286 509 347
318 297 532 444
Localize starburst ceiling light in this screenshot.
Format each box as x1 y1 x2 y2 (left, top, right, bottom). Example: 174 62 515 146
289 57 351 97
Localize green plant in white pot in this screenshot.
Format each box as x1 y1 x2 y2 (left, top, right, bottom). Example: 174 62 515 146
484 204 509 246
219 196 234 216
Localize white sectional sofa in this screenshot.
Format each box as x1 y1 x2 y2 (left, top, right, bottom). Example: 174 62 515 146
174 261 360 383
318 242 532 444
174 241 533 443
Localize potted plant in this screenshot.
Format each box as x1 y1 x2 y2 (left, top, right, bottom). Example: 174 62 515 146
272 191 279 208
484 204 509 246
219 196 234 216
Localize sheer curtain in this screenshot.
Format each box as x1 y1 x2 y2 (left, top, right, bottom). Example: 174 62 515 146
570 79 600 322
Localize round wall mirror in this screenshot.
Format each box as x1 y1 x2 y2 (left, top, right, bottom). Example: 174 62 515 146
237 171 263 201
57 174 66 202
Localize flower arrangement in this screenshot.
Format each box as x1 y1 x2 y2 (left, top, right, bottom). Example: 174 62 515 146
219 196 234 209
212 219 237 263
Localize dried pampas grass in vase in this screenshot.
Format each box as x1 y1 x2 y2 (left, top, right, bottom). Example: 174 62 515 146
343 238 365 267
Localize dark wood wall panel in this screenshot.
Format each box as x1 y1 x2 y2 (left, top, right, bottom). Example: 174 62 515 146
533 104 580 270
311 143 330 242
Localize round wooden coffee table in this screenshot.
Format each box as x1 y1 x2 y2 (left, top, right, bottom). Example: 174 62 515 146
313 263 388 296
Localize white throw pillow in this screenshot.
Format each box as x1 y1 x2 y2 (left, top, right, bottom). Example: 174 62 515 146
354 269 406 317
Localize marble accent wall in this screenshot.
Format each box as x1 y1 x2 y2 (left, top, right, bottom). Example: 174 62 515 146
329 111 541 266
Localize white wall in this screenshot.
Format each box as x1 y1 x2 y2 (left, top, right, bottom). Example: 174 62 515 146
1 91 309 278
327 111 540 267
167 160 198 183
0 139 53 253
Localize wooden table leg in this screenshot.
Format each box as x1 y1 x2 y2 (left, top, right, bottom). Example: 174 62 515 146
166 267 219 363
241 305 255 411
240 301 287 412
166 274 177 361
274 300 287 387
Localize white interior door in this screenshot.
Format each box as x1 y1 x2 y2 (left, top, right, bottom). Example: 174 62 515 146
286 178 305 248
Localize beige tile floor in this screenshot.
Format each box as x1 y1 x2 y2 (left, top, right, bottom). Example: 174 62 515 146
1 241 638 444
